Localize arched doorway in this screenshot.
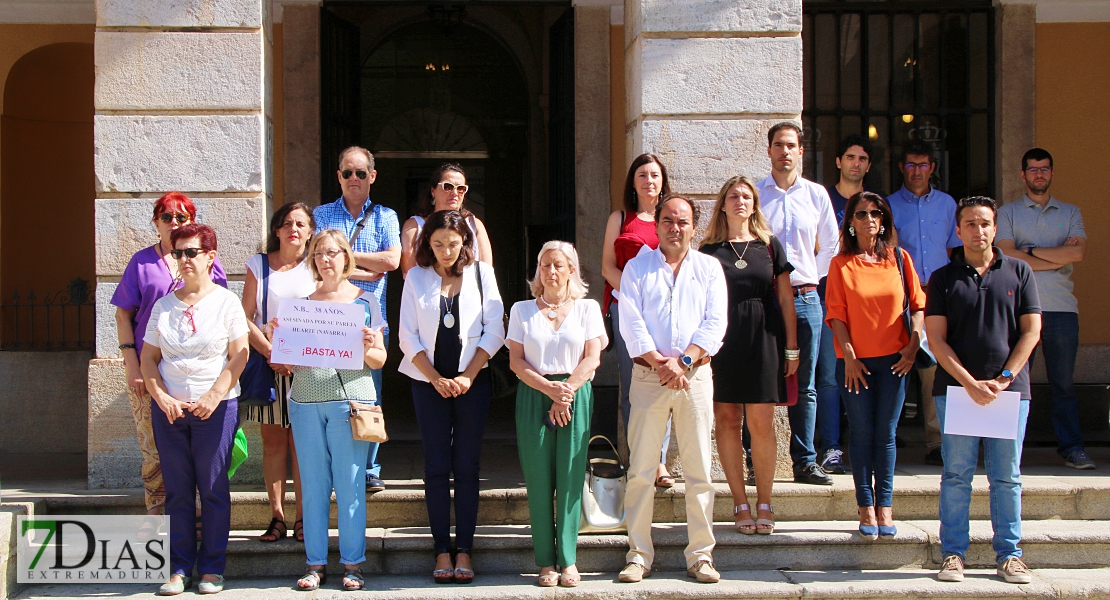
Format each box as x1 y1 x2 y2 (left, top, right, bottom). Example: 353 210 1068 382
1 42 95 348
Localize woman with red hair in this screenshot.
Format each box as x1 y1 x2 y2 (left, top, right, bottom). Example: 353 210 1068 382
112 192 228 527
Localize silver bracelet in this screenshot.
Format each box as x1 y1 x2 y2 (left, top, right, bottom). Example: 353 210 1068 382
784 349 800 360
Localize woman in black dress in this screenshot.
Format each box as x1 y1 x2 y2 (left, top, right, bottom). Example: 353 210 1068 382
699 175 799 535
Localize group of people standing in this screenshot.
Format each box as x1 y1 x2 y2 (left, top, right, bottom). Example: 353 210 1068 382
111 118 1089 593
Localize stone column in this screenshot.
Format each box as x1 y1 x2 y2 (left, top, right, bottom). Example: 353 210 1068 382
88 0 271 488
624 0 801 480
995 2 1036 205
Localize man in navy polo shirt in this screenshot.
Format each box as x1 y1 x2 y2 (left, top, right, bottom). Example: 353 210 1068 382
925 196 1041 585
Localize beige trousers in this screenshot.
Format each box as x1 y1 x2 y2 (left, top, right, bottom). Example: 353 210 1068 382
918 365 941 450
128 388 166 511
625 363 716 570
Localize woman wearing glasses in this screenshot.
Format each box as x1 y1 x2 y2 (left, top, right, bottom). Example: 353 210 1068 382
399 163 494 277
112 192 228 528
399 210 504 583
271 230 386 592
824 191 925 541
241 203 318 544
141 224 248 595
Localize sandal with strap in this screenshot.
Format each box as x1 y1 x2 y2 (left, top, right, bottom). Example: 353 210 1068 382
755 503 775 535
537 569 559 587
293 519 304 543
559 567 581 588
342 568 364 591
734 504 757 535
259 518 287 543
195 514 203 542
296 567 326 591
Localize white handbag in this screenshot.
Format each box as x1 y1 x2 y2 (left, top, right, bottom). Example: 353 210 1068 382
579 435 627 533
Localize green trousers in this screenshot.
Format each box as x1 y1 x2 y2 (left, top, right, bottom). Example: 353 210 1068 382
515 375 593 568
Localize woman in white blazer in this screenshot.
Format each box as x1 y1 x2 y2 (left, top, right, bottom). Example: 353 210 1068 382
398 209 505 584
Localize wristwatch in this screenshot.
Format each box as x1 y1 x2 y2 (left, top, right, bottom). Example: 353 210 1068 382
1000 369 1016 383
1026 245 1035 256
679 354 694 370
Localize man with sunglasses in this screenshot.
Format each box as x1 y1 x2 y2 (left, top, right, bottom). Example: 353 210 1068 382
888 139 961 467
995 148 1093 470
313 145 401 491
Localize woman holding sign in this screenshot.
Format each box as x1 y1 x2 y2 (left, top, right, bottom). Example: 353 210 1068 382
274 230 386 592
141 224 248 595
824 191 925 541
507 241 605 587
399 210 505 584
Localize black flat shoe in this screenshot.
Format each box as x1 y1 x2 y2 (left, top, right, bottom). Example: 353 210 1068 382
794 463 833 485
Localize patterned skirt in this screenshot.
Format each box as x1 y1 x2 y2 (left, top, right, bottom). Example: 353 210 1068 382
243 373 293 428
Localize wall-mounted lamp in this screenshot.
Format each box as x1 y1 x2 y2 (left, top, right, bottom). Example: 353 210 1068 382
868 124 879 140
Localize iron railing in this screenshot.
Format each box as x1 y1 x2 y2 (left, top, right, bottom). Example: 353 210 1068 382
1 278 94 350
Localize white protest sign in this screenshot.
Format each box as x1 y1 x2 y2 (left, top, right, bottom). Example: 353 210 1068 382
272 299 365 370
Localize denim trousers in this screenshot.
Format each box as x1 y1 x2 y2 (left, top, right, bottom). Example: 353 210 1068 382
611 307 670 464
1031 311 1083 457
366 337 388 478
836 354 906 507
150 397 238 577
816 280 841 453
411 370 493 554
936 394 1030 563
289 399 371 566
789 290 823 470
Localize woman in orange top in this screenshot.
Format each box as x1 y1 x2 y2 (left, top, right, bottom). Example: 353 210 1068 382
825 191 925 542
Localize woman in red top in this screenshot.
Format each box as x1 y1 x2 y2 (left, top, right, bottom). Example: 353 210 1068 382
601 154 674 486
825 191 925 541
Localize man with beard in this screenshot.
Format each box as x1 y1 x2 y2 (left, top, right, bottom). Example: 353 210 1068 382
996 148 1093 470
888 139 961 466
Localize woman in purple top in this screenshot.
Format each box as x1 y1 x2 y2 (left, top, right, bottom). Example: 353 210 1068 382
111 192 228 522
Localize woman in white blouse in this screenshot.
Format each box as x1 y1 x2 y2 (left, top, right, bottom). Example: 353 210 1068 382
141 224 249 596
241 202 318 544
507 241 607 588
399 209 505 584
399 163 494 277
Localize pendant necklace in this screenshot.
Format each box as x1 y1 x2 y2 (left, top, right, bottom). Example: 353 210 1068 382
538 292 570 319
728 239 753 269
441 295 456 329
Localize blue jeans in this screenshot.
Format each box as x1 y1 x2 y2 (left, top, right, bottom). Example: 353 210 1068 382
789 290 823 470
412 370 492 553
366 336 388 478
1032 311 1083 457
816 280 842 453
936 394 1030 564
289 399 371 566
837 354 906 507
612 307 670 464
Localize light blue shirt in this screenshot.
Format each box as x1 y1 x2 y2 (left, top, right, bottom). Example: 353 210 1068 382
313 197 401 330
887 185 961 285
997 195 1086 313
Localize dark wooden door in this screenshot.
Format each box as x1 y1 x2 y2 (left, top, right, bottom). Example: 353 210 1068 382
321 7 361 204
545 8 575 248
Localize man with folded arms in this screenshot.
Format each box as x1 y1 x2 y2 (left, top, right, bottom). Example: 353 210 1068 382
925 196 1041 585
617 195 728 584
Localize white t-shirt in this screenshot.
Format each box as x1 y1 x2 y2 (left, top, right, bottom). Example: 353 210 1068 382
245 254 317 328
144 286 251 402
507 298 606 376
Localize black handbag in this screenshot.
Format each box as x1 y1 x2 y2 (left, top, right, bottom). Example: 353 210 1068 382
473 261 518 399
238 254 277 406
894 247 937 370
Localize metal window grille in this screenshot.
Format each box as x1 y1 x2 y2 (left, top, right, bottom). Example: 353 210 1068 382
1 279 94 351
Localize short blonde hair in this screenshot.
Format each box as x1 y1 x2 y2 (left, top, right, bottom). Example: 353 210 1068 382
307 229 357 281
529 241 588 301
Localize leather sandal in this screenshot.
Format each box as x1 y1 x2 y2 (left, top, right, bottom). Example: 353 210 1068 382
296 567 326 591
259 518 287 543
293 519 304 543
654 475 675 488
559 567 581 588
734 504 757 535
755 503 775 535
342 568 364 591
433 567 455 584
537 569 559 587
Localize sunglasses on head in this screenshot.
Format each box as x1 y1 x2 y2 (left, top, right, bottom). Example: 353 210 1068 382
437 182 468 194
342 169 369 180
853 209 885 220
159 213 190 224
170 248 206 259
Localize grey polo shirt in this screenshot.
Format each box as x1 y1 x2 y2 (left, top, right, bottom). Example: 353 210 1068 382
996 195 1085 313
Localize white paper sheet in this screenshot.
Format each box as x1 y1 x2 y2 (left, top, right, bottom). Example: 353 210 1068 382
943 386 1021 440
271 298 365 370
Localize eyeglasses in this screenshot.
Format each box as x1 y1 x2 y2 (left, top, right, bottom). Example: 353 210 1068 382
853 209 885 220
341 169 369 180
170 248 205 259
437 182 468 195
312 249 344 260
159 213 190 224
1025 167 1052 175
902 162 932 171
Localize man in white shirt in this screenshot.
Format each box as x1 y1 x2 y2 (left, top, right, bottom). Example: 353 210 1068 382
617 196 728 584
758 122 839 486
